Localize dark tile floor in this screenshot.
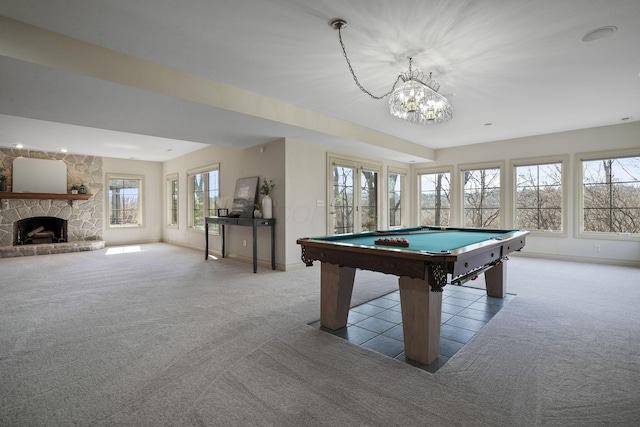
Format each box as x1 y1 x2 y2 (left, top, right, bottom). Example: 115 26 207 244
310 284 515 373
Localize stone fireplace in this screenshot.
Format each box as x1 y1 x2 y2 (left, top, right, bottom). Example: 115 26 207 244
0 148 106 257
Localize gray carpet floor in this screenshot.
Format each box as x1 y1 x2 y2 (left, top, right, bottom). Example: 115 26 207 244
1 243 639 426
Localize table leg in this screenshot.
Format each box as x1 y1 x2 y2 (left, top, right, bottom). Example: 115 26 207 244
204 222 209 260
398 276 442 365
221 224 226 258
485 261 506 298
271 223 275 270
320 263 356 330
252 223 258 273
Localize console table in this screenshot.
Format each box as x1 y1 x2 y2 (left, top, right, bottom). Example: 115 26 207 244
205 216 275 273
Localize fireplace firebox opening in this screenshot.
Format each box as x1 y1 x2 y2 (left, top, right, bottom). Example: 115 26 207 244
14 217 68 245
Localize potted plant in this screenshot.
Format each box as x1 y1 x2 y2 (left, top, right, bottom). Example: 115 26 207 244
70 184 79 194
253 203 263 218
259 178 275 219
0 167 7 192
260 178 275 196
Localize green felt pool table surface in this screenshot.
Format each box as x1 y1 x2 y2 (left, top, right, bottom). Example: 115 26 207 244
313 227 514 253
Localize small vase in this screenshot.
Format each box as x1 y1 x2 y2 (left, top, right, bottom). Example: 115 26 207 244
254 209 263 218
262 195 273 219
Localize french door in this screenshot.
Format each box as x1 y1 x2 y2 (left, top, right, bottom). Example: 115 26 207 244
329 158 380 235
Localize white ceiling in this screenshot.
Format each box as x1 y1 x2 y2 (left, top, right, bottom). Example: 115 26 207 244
1 0 639 163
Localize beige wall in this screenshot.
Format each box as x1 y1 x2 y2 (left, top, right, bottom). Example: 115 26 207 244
161 139 286 268
410 121 640 266
284 139 327 267
102 121 639 268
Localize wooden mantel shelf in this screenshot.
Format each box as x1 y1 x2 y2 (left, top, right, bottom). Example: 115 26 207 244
0 191 92 201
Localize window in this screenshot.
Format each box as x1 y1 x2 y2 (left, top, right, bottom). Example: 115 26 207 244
188 164 219 230
166 174 178 227
388 168 407 228
513 159 565 233
108 174 143 227
329 156 380 234
461 165 502 228
419 170 451 226
580 152 640 236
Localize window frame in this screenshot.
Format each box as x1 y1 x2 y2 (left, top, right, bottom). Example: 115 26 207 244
415 166 455 227
458 161 505 229
106 173 144 229
187 163 220 233
511 155 568 237
166 173 179 228
576 148 640 241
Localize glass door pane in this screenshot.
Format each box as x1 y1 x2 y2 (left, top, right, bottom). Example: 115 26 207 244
360 170 378 231
332 165 354 234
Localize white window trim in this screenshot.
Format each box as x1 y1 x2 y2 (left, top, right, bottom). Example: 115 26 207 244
327 153 382 235
458 161 505 229
510 155 568 237
187 163 220 233
575 148 640 241
414 166 455 227
387 166 408 229
106 173 144 229
166 173 178 229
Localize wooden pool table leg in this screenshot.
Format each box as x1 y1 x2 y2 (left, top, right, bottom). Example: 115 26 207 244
485 261 507 298
398 276 442 365
320 263 356 330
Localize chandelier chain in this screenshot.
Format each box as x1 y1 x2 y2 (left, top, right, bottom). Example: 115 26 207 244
337 27 401 100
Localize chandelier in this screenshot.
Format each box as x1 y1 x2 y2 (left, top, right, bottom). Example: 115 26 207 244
331 19 453 125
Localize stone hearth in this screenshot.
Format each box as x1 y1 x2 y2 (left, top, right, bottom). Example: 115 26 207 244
0 240 105 258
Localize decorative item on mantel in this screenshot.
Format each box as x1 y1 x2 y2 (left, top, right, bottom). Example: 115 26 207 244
0 167 7 192
78 184 87 194
260 178 275 219
70 184 79 194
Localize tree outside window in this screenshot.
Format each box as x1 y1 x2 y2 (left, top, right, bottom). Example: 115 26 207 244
190 168 219 229
463 167 500 228
582 155 640 234
108 176 142 226
360 170 378 232
330 159 380 235
419 172 450 226
515 163 563 231
167 175 178 227
333 165 354 234
388 173 403 227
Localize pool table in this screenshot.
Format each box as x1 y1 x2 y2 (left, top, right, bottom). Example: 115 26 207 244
297 226 528 365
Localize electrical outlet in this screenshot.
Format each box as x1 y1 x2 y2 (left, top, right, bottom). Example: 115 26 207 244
243 239 247 247
593 244 600 253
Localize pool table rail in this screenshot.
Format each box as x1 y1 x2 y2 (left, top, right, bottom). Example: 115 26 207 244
297 229 528 291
